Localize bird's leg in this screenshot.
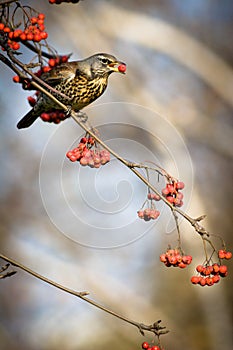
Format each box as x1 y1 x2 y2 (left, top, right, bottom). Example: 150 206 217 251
64 105 73 117
76 111 88 123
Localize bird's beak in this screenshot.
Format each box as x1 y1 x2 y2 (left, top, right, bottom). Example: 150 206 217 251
108 61 127 74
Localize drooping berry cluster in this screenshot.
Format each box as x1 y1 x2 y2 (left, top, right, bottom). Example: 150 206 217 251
141 341 164 350
191 263 227 286
0 13 47 51
40 110 68 124
137 192 161 221
66 136 111 168
191 249 231 287
49 0 81 4
162 180 184 207
137 208 160 221
160 248 192 268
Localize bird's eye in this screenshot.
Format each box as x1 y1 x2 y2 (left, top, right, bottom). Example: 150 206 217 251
100 57 111 65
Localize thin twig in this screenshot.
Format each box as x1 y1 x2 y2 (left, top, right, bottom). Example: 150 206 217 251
0 253 167 336
0 0 17 5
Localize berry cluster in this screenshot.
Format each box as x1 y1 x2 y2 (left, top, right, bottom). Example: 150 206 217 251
162 180 184 207
40 110 67 124
160 248 192 268
137 192 161 221
49 0 81 4
66 137 111 168
191 249 231 287
0 13 47 51
142 342 164 350
137 208 160 221
191 263 228 287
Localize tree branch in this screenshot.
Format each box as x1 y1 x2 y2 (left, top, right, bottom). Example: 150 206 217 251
0 253 168 337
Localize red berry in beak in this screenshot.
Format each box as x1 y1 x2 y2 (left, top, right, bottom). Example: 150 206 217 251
118 64 126 73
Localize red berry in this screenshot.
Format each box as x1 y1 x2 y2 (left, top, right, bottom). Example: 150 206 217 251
118 64 126 73
20 32 27 41
218 249 226 259
212 274 220 283
4 26 11 33
166 196 175 204
48 58 57 67
199 277 206 286
88 137 95 145
66 151 73 158
8 31 14 39
13 29 22 39
191 276 200 284
162 187 170 195
40 32 48 40
33 33 41 42
142 342 149 349
80 157 89 166
176 192 184 200
27 96 37 107
178 262 187 268
219 265 228 275
30 17 38 24
167 184 176 193
176 181 185 189
149 210 160 219
12 75 20 83
196 265 203 273
80 137 87 144
182 255 192 265
0 23 5 30
42 66 51 73
160 254 167 263
151 346 160 350
40 112 50 121
69 155 78 162
204 266 212 276
37 19 45 26
206 277 214 286
212 263 220 274
168 256 177 265
225 251 232 260
38 13 45 20
27 33 34 40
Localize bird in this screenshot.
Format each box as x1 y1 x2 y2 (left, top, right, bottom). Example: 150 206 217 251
17 53 126 129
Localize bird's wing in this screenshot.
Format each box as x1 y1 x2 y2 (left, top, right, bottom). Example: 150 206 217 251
42 62 78 86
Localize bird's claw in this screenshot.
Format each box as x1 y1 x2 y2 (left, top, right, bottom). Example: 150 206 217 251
65 105 73 117
76 111 88 123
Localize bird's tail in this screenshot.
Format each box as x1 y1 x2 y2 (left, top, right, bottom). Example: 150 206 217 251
17 109 39 129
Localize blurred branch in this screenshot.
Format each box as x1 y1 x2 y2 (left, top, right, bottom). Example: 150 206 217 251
0 253 168 337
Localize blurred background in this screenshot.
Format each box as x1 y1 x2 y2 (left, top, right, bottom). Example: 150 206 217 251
0 0 233 349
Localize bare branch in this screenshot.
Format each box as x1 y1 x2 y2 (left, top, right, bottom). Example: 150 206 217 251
0 253 168 337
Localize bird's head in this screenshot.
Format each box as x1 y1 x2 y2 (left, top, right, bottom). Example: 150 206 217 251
84 53 126 79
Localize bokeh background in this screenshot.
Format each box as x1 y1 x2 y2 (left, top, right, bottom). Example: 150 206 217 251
1 1 233 349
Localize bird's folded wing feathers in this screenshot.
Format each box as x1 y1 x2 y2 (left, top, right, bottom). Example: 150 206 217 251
42 62 77 86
